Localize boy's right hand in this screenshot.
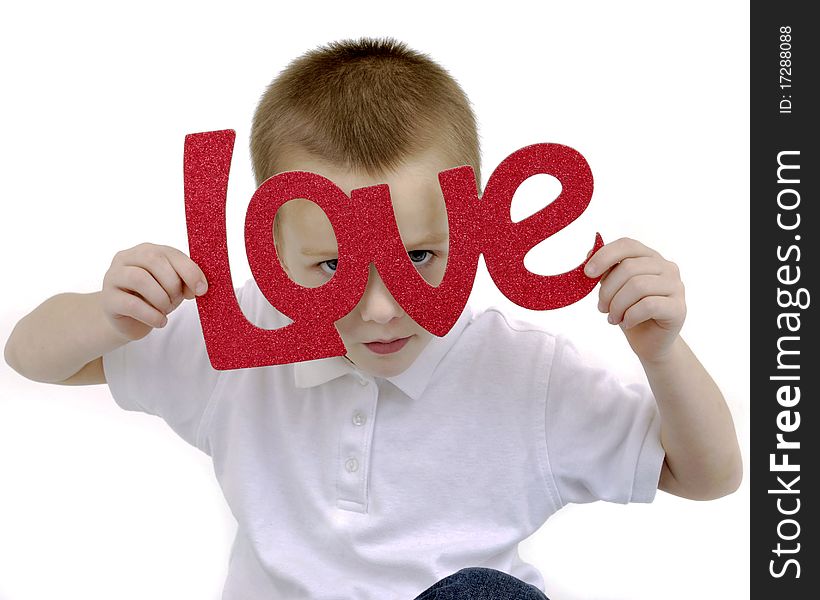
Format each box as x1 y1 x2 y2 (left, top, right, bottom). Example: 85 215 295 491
101 243 208 341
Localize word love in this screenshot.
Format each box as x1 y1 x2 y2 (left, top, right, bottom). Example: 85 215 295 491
184 129 602 369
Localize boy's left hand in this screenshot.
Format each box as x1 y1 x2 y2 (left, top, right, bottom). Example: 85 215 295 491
584 238 686 363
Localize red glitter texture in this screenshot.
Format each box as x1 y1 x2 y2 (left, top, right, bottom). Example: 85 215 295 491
184 130 602 370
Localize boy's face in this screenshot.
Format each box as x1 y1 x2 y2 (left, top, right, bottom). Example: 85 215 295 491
274 147 455 378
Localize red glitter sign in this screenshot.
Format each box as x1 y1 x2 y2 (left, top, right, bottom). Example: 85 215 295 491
184 130 602 369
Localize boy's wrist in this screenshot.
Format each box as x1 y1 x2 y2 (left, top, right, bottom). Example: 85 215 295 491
86 291 135 352
636 335 686 370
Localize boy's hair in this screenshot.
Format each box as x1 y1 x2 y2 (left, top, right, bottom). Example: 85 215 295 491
250 37 481 188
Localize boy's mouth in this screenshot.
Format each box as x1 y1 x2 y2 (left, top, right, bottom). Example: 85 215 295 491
363 336 412 355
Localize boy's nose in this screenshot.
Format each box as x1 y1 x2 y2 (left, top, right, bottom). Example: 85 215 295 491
358 264 403 324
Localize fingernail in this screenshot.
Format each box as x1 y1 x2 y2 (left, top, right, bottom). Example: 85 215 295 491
585 263 596 277
607 314 616 324
196 281 207 295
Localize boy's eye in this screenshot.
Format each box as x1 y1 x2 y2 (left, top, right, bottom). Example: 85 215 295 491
319 259 338 275
318 251 433 275
408 250 433 266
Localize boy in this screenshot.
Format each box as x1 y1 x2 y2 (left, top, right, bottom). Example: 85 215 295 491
4 37 742 599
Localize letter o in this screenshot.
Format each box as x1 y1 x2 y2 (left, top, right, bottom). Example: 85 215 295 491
777 188 801 210
777 518 800 541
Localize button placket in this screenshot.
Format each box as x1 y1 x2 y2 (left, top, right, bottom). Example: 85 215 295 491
337 376 377 512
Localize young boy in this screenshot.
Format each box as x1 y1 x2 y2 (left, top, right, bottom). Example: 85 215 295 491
4 37 742 599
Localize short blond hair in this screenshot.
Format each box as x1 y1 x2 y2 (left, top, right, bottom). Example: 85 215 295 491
250 37 481 188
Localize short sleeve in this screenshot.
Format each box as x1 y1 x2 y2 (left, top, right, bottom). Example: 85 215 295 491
544 336 665 506
101 290 232 456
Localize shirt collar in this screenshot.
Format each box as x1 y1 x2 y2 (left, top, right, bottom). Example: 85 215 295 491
293 305 474 400
292 353 357 388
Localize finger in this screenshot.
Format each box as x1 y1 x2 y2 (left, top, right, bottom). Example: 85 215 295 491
584 237 660 278
126 246 194 301
606 275 678 324
109 288 168 329
597 257 663 312
147 251 189 303
620 296 683 330
109 266 174 314
163 246 208 299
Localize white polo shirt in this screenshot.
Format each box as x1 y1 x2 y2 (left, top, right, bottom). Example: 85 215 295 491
102 278 664 600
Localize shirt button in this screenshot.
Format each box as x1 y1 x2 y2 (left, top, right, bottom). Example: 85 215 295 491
357 377 369 386
345 458 359 473
352 411 367 426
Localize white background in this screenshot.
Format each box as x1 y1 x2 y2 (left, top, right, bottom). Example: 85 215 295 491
0 1 749 599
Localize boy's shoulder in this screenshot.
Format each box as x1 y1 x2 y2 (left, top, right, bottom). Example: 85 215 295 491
465 305 560 345
448 304 565 370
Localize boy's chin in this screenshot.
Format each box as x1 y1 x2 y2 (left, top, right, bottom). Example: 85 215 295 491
352 359 411 379
346 349 416 379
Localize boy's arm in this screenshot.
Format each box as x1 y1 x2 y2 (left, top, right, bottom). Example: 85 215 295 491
5 292 123 384
4 244 207 385
585 238 743 501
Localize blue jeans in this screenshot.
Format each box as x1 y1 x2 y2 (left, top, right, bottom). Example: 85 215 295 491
412 567 549 599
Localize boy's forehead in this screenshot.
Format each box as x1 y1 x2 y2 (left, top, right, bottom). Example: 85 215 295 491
275 144 459 192
281 185 448 241
276 146 452 232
